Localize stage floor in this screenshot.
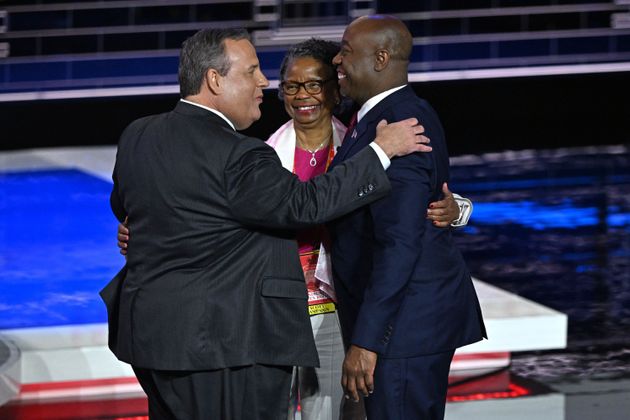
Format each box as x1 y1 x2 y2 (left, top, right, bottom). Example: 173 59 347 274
1 144 629 419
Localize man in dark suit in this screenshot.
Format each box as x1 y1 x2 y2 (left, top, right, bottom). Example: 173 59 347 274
101 27 430 419
328 16 487 419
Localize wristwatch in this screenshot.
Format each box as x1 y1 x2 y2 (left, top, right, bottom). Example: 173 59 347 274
451 194 473 227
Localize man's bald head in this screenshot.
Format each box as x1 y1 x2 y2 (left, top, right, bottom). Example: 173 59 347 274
350 15 412 62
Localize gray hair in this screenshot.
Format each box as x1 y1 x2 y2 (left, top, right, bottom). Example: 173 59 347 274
279 38 339 83
178 27 251 98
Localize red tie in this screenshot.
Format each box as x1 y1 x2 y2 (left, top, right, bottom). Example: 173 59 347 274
343 112 358 144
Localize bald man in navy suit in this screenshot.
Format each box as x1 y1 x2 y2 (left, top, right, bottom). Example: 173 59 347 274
328 16 487 420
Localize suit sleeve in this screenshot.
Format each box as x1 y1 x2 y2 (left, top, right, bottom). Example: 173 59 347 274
110 151 126 223
350 110 439 354
225 140 391 229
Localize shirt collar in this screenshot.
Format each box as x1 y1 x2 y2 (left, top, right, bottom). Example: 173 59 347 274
180 99 236 131
357 85 407 123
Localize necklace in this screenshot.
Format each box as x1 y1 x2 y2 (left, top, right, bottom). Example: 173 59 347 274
299 134 332 167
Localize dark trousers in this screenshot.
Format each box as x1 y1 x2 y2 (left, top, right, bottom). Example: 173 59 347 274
133 364 293 420
364 349 455 420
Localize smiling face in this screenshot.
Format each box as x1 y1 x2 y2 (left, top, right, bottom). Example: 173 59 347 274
281 56 340 130
332 20 378 106
216 38 269 130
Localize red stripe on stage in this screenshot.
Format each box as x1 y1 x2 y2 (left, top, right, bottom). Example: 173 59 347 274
0 397 148 419
452 351 510 361
19 377 139 393
447 383 531 402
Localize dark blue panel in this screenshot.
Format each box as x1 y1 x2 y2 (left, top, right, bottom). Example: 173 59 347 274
616 35 630 52
9 11 69 31
103 33 162 53
437 42 492 61
410 44 431 63
558 36 610 55
2 37 38 58
7 62 68 82
0 170 121 329
133 6 193 24
498 39 550 58
42 35 100 55
72 56 179 79
74 8 131 28
257 50 288 78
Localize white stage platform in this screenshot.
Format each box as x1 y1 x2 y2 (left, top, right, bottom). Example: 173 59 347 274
0 276 567 402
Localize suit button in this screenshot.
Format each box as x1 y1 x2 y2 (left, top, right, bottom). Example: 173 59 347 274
358 191 365 197
368 184 375 191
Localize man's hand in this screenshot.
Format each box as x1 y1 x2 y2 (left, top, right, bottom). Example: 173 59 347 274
427 183 460 227
374 118 431 158
342 345 378 402
117 217 129 256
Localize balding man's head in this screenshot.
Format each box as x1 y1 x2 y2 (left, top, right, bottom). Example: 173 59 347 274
332 15 412 105
351 15 412 62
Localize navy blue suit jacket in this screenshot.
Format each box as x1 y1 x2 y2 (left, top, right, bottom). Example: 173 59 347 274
329 86 486 358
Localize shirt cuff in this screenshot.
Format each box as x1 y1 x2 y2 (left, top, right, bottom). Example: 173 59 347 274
369 143 391 170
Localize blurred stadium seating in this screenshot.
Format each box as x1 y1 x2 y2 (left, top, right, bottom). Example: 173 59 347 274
1 0 630 99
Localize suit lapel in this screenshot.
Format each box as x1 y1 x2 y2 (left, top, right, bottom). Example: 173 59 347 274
334 118 369 163
332 86 414 166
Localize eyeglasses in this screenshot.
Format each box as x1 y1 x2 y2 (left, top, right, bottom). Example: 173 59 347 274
280 78 336 96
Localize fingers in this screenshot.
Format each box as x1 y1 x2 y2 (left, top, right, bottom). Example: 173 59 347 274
427 206 448 218
117 232 129 247
117 237 128 255
427 205 453 226
415 134 432 153
354 372 370 398
416 132 429 143
343 373 371 401
364 370 374 395
118 223 129 236
118 222 129 255
442 182 452 196
342 371 360 402
428 182 460 227
402 117 419 127
428 183 453 225
374 118 430 157
379 117 420 128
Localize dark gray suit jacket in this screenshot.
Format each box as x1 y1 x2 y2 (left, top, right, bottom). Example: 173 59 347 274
102 101 391 371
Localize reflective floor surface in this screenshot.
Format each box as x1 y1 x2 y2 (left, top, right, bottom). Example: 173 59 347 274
449 145 630 419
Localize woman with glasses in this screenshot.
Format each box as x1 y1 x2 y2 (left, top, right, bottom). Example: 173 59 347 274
267 38 358 420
